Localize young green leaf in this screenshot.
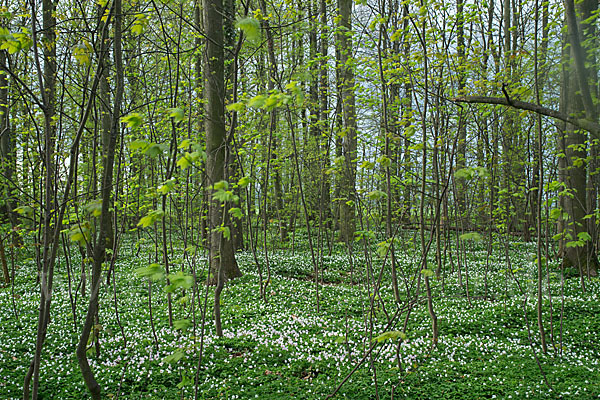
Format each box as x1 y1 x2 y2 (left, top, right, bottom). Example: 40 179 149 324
374 331 407 343
135 263 165 281
121 112 143 128
235 17 261 42
173 319 191 331
164 350 185 364
168 107 185 122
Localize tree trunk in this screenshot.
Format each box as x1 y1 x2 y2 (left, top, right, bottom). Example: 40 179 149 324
76 0 123 396
203 0 242 290
337 0 357 243
560 0 598 277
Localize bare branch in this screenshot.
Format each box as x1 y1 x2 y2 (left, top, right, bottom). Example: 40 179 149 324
452 95 600 137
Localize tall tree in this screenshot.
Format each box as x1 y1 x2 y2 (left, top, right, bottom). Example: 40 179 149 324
76 0 124 396
336 0 357 243
203 0 242 337
560 0 599 277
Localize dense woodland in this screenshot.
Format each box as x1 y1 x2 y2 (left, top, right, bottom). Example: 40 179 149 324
0 0 600 398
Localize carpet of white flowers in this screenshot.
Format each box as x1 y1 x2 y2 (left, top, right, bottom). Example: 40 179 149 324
0 239 599 399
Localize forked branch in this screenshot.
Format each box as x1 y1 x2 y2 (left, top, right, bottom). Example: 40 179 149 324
453 95 600 137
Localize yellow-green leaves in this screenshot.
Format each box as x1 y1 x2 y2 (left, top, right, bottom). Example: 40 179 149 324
121 113 143 128
129 139 166 158
235 17 261 42
377 155 391 168
164 350 184 364
228 84 300 113
137 209 165 228
176 139 205 170
0 27 32 54
212 181 239 204
68 222 91 244
374 330 407 343
421 268 435 277
285 81 304 102
238 176 252 188
173 319 191 331
168 107 185 122
248 94 266 108
157 178 176 195
459 232 482 242
14 205 33 217
73 40 93 65
131 13 148 36
226 102 245 112
367 190 386 201
165 271 194 292
454 166 490 180
229 207 243 219
84 199 103 217
135 263 165 281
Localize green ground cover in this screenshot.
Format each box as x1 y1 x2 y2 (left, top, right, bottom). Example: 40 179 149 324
1 238 599 399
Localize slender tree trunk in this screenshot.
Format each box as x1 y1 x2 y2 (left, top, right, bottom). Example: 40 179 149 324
76 0 123 396
337 0 357 243
0 48 18 241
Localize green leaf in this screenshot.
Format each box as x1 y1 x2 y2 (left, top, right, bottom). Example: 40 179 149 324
238 176 252 188
173 319 191 331
14 205 33 217
68 222 91 244
131 13 148 36
285 81 303 100
226 102 245 112
334 335 347 344
167 271 194 290
360 160 375 170
549 208 562 220
459 232 482 241
421 268 434 277
229 207 243 219
131 23 143 36
73 41 92 65
168 107 185 122
454 167 474 180
176 153 192 169
577 231 592 242
178 139 193 149
367 190 386 201
235 17 261 42
144 143 165 158
377 155 391 168
84 199 103 217
566 240 584 248
408 142 424 152
213 180 229 191
135 263 164 281
376 241 391 257
164 350 185 364
221 226 231 240
248 95 266 108
157 178 176 195
137 209 165 228
374 331 407 343
121 113 143 128
129 139 148 151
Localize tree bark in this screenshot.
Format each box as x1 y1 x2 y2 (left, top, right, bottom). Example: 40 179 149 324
76 0 123 396
560 0 598 277
203 0 242 337
337 0 357 243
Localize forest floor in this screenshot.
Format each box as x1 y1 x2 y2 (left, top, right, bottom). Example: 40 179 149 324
1 237 599 399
